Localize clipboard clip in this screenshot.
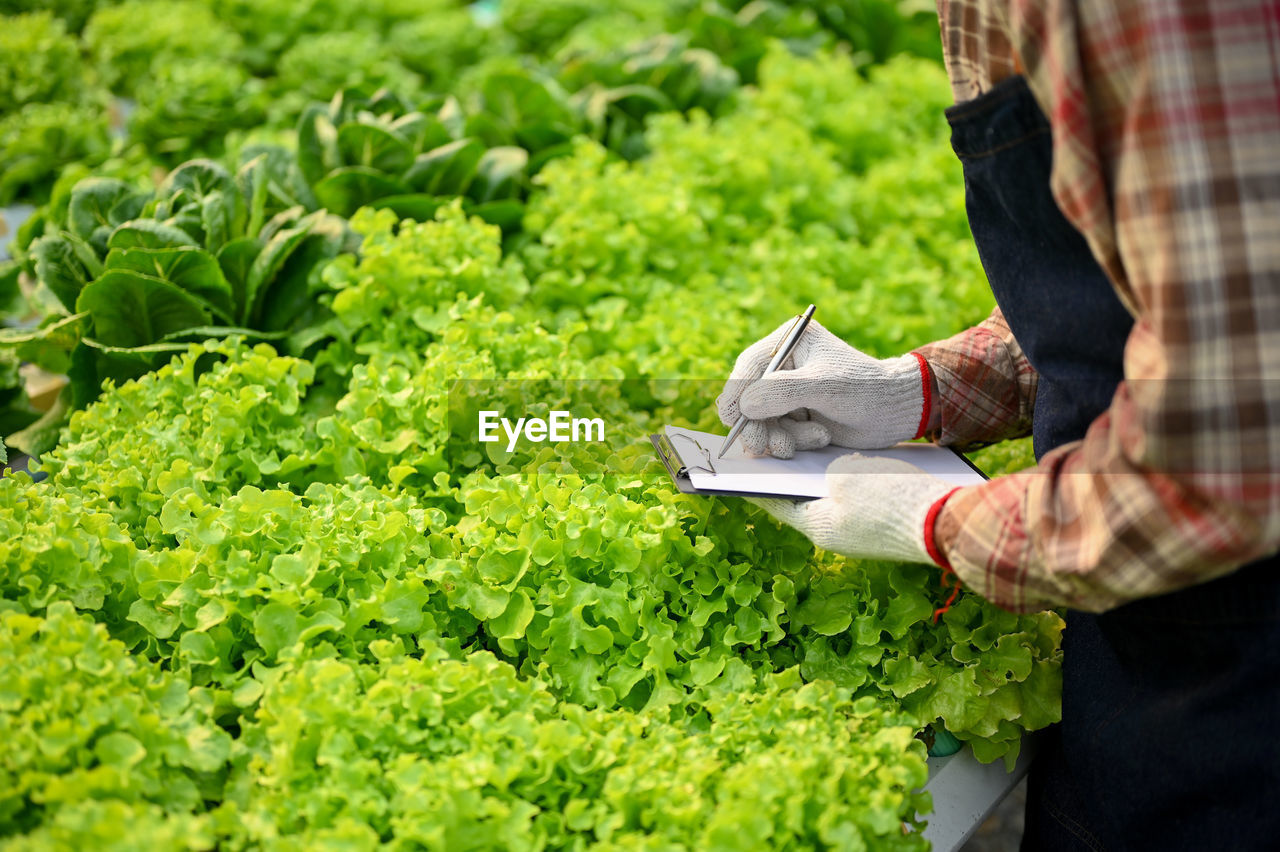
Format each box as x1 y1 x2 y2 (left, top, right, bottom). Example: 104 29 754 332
662 431 717 476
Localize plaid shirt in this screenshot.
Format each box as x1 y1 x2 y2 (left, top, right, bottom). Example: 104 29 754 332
915 0 1280 613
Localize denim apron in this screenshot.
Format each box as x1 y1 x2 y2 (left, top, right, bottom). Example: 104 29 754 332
946 76 1280 850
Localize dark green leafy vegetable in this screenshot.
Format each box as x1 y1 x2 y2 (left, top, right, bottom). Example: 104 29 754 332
294 87 549 227
1 159 350 415
0 350 39 454
785 0 945 65
76 269 213 348
560 32 740 157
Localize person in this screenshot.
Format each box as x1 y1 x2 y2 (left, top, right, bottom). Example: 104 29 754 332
716 1 1280 848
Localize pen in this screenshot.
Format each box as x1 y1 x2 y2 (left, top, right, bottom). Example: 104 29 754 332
718 304 817 459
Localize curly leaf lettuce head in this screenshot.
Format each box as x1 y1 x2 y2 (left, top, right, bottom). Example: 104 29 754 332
0 11 85 114
0 103 112 206
127 60 267 166
0 604 230 838
83 1 242 97
215 648 930 850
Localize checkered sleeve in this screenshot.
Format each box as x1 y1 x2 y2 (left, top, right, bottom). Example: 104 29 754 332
914 306 1039 449
933 0 1280 613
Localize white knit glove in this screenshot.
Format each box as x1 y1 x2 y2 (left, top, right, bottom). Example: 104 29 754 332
751 455 957 565
716 318 927 458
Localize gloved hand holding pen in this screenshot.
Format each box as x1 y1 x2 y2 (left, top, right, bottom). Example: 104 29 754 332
715 318 934 459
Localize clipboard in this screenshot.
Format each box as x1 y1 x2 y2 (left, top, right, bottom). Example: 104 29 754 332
650 426 988 500
650 432 819 498
648 431 815 499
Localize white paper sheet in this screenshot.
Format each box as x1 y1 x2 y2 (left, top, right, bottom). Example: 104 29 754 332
663 426 986 498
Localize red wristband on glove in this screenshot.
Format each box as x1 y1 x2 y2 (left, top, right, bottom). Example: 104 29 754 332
910 352 933 440
923 488 957 570
923 487 961 622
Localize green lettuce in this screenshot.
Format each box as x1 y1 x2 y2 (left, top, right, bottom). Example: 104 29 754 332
0 12 85 115
218 648 930 850
82 0 242 97
0 603 230 840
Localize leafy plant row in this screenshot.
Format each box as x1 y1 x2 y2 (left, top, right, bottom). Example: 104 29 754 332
1 0 948 457
1 603 931 850
0 3 768 452
4 40 1055 848
0 0 940 207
